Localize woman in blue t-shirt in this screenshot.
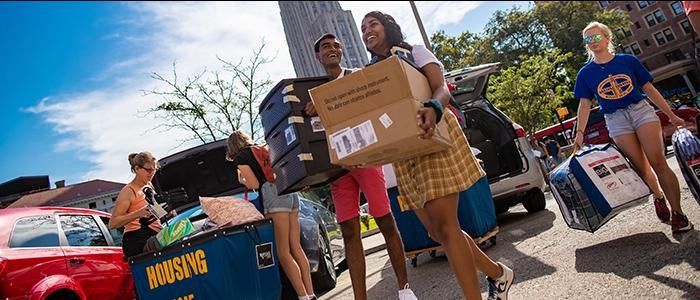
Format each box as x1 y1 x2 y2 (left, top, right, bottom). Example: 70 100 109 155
573 21 693 233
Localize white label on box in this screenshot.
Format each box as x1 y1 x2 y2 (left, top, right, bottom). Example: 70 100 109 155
284 125 296 146
379 113 393 128
352 120 378 150
577 148 650 208
330 127 355 159
310 116 325 132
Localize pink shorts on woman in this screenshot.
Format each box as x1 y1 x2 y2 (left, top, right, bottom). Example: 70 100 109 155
331 166 391 223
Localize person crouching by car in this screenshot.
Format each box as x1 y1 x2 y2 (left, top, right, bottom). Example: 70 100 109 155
109 152 175 257
225 131 317 300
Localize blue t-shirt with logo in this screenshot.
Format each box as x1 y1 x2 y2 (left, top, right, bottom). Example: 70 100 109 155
574 53 653 114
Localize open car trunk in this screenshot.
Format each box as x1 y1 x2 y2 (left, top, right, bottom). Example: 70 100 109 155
446 63 524 182
152 140 245 210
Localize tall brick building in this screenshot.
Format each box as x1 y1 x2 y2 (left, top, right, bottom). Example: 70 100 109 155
600 1 698 103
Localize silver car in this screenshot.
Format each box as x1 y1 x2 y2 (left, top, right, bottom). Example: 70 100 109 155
445 63 547 213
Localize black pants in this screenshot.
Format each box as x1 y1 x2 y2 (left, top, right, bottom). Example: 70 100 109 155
122 227 158 257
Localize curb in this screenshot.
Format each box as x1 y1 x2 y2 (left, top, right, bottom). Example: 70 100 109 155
364 242 386 256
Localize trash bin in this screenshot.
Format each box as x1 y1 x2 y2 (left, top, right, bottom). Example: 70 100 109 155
128 219 280 300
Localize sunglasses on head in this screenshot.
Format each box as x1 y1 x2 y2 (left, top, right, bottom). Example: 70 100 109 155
583 34 603 44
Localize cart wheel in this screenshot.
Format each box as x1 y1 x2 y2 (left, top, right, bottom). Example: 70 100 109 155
490 236 496 245
429 250 436 258
411 257 418 268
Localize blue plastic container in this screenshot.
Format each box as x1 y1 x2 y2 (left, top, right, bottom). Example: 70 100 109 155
388 176 497 252
129 219 280 300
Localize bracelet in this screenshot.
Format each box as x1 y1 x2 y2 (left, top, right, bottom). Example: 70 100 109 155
423 99 444 124
576 129 584 134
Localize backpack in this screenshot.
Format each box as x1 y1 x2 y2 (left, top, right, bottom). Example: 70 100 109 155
250 144 276 183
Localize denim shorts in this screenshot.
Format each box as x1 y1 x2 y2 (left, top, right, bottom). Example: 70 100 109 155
604 100 660 138
260 182 299 214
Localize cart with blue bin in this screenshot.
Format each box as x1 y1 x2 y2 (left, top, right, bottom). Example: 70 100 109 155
128 219 281 300
388 176 499 267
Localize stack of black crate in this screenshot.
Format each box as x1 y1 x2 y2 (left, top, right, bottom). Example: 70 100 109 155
259 76 348 195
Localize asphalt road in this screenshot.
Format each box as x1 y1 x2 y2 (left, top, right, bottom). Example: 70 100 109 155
320 152 700 300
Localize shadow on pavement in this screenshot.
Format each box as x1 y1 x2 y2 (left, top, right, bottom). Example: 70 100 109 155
364 209 559 298
575 230 699 296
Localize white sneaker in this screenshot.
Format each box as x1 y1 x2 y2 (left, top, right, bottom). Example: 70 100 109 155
487 262 514 300
398 283 418 300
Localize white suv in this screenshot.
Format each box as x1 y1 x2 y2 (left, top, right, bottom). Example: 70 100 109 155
445 63 547 213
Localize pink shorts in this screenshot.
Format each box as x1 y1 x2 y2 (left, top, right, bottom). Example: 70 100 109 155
331 166 391 223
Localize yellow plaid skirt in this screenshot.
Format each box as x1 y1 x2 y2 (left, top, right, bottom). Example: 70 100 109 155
394 109 485 210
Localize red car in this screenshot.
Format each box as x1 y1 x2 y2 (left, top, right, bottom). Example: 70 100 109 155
0 207 135 300
582 104 700 147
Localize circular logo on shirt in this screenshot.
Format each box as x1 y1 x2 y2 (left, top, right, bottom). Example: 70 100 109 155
596 74 633 100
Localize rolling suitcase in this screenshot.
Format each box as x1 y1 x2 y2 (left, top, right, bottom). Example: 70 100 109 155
672 128 700 205
549 143 650 232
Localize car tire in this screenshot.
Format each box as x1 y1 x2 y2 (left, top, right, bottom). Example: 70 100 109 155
522 188 546 213
312 229 336 293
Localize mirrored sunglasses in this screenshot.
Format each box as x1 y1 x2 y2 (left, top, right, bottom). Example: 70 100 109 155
583 34 603 44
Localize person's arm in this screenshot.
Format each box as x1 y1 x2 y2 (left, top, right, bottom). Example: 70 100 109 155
238 165 261 190
574 98 592 147
418 63 451 139
643 82 685 127
108 188 151 229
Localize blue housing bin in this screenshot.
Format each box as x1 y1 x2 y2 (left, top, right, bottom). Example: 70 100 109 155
388 176 497 252
128 219 280 300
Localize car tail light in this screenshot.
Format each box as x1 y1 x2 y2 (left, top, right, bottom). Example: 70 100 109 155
512 123 527 138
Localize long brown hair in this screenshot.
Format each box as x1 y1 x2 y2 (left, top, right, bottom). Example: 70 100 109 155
363 11 413 58
226 130 254 161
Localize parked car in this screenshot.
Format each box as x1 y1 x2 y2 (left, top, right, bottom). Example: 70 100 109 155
581 103 700 149
445 63 547 214
151 139 345 293
0 207 134 300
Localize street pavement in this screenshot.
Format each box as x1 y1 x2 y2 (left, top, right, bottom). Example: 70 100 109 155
320 152 700 299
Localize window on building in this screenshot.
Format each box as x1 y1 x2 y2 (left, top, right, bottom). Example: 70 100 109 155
599 1 612 8
112 197 117 203
670 1 683 15
89 202 96 209
645 14 657 27
653 9 666 23
59 215 108 247
643 62 650 70
637 1 648 9
654 32 666 45
680 20 692 35
9 215 59 248
630 43 642 55
622 46 632 54
665 49 686 64
644 39 651 46
626 4 633 11
663 27 676 42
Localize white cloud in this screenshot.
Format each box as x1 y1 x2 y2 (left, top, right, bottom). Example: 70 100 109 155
28 1 482 184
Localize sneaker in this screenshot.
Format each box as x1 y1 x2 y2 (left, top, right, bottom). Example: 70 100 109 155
671 211 694 233
487 262 514 300
653 196 670 224
398 283 418 300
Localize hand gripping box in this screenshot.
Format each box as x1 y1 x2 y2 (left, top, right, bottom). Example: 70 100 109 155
309 56 451 166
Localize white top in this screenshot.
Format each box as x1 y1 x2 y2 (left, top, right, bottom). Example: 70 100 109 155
411 44 444 72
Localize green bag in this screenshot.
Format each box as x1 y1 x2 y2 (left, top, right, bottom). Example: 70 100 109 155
155 218 195 247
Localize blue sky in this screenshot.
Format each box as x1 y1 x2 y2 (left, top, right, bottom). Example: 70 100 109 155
0 1 527 186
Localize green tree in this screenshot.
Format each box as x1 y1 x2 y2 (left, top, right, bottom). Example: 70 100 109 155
481 7 552 68
143 41 274 145
487 51 574 134
534 1 630 82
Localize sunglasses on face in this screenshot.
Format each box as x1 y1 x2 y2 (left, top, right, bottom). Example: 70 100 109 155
583 34 603 44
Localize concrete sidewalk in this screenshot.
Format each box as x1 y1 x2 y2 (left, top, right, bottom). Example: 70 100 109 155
361 231 386 255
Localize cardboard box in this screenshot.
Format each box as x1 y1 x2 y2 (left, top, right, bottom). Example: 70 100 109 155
309 56 451 166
